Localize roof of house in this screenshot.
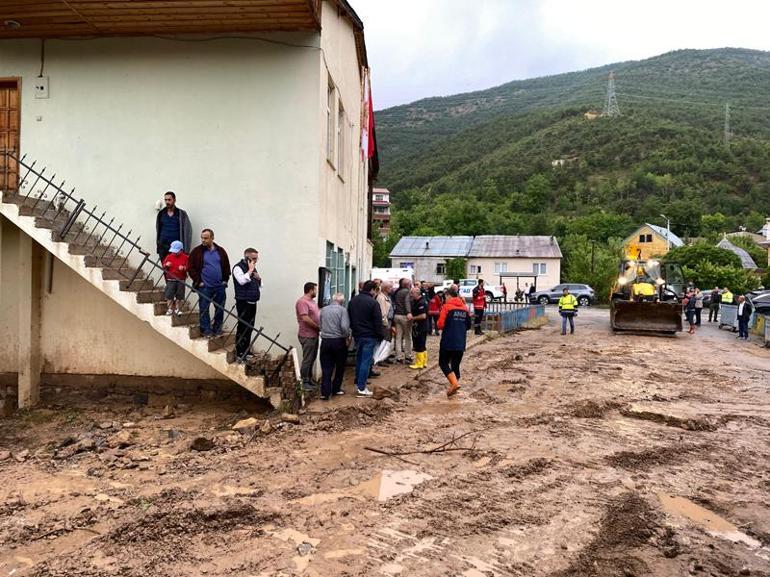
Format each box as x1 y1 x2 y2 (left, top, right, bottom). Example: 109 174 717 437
468 235 563 258
717 238 758 269
390 236 474 258
644 223 684 248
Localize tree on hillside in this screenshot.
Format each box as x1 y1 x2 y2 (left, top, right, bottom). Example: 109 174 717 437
665 243 741 269
664 242 759 293
561 235 624 303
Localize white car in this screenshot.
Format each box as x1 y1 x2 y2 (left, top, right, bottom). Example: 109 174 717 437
452 279 506 302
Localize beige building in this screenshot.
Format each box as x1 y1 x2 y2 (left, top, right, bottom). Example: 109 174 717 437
0 0 378 407
466 236 562 293
389 235 562 292
623 223 684 260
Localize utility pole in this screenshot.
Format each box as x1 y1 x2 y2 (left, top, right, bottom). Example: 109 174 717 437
604 71 621 117
660 214 671 251
724 103 731 147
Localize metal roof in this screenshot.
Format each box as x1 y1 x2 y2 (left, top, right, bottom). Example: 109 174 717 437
468 236 563 258
389 236 474 258
645 224 684 248
717 238 758 269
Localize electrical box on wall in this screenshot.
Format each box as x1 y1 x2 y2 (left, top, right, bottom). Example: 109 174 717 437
34 76 49 99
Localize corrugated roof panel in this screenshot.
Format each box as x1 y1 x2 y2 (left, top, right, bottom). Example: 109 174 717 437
717 238 758 269
389 236 474 258
468 235 563 258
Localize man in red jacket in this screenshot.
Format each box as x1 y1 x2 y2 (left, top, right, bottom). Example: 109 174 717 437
471 279 487 335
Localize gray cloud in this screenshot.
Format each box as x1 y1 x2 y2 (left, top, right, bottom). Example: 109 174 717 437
352 0 770 109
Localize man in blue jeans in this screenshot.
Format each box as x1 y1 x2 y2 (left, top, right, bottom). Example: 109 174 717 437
188 229 231 338
348 280 384 397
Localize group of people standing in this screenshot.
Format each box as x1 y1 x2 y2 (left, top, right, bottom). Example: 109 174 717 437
155 192 263 362
295 278 474 400
683 285 752 340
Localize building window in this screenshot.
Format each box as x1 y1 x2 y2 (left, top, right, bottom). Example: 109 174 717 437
399 262 414 269
532 263 547 275
337 101 345 177
639 234 652 243
494 262 508 273
374 194 384 201
326 79 336 165
470 265 482 274
436 263 446 275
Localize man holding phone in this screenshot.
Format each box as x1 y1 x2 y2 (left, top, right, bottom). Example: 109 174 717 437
232 248 262 361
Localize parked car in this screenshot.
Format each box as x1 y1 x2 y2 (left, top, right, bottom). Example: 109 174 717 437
530 283 595 306
454 279 506 302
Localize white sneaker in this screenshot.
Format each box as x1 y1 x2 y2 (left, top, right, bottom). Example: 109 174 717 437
176 310 184 316
356 387 374 398
165 309 173 316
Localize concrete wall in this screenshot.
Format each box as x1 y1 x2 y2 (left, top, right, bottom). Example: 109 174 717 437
1 215 221 379
466 257 561 293
0 2 371 382
390 257 449 284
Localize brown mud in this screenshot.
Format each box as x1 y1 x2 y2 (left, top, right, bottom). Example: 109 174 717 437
2 308 770 576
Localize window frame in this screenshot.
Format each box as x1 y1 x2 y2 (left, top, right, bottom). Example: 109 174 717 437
326 79 336 167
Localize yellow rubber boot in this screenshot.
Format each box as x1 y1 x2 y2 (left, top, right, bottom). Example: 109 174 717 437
446 372 460 397
409 351 424 370
422 351 429 368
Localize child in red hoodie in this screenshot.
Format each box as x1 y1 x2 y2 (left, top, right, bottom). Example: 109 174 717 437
162 240 188 316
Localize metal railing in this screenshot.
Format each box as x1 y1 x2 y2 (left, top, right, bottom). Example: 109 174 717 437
2 151 292 384
484 300 533 313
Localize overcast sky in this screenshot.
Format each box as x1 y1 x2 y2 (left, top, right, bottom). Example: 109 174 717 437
352 0 770 110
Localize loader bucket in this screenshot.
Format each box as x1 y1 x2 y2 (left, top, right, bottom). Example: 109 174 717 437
611 301 683 334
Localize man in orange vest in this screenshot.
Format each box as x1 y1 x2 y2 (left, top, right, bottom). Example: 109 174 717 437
471 279 487 335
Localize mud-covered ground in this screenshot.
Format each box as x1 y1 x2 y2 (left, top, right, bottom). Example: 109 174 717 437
2 307 770 577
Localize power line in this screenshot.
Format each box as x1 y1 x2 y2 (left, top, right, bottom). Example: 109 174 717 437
604 72 620 117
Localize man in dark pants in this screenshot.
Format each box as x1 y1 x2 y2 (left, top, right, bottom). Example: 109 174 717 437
188 229 230 338
232 248 261 362
471 279 486 335
155 191 193 260
437 285 472 397
295 282 321 391
736 295 753 341
319 292 351 400
409 285 429 369
348 280 384 398
708 287 721 322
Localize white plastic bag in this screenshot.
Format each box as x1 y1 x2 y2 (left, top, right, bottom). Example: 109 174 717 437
373 340 392 364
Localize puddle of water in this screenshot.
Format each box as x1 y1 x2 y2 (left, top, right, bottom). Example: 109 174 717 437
357 470 433 502
658 494 761 548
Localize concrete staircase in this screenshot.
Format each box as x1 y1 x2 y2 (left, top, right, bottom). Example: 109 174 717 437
0 191 297 406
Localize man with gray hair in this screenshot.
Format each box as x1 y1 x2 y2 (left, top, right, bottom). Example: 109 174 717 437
319 292 351 400
393 278 413 363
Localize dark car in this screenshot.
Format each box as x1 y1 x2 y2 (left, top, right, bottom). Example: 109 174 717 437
530 283 596 307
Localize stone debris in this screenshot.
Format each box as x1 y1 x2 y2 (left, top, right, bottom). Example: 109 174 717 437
13 449 30 462
162 404 175 419
281 413 301 425
191 437 215 452
232 417 259 435
0 449 11 461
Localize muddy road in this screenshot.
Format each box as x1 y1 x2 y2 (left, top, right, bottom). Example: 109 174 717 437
2 307 770 577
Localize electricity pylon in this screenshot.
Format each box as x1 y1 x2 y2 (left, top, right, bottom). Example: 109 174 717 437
604 71 621 117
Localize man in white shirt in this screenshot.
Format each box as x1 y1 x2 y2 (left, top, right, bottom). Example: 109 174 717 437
736 295 753 341
232 248 262 361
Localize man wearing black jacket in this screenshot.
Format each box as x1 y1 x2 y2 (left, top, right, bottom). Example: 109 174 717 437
348 280 384 398
736 295 753 341
155 191 193 260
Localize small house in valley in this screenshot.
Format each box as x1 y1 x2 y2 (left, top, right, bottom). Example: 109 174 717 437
623 224 684 260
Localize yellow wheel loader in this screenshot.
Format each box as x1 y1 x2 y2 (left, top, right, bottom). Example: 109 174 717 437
610 259 684 334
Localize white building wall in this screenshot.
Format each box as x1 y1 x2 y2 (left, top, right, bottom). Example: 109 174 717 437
466 257 561 293
0 11 371 381
317 3 371 297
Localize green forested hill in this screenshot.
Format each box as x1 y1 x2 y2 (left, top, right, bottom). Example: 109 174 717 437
376 48 770 241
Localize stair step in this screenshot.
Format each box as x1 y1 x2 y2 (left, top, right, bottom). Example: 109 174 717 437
119 277 156 292
209 334 236 352
136 289 166 304
171 312 198 327
101 267 139 281
83 253 122 267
